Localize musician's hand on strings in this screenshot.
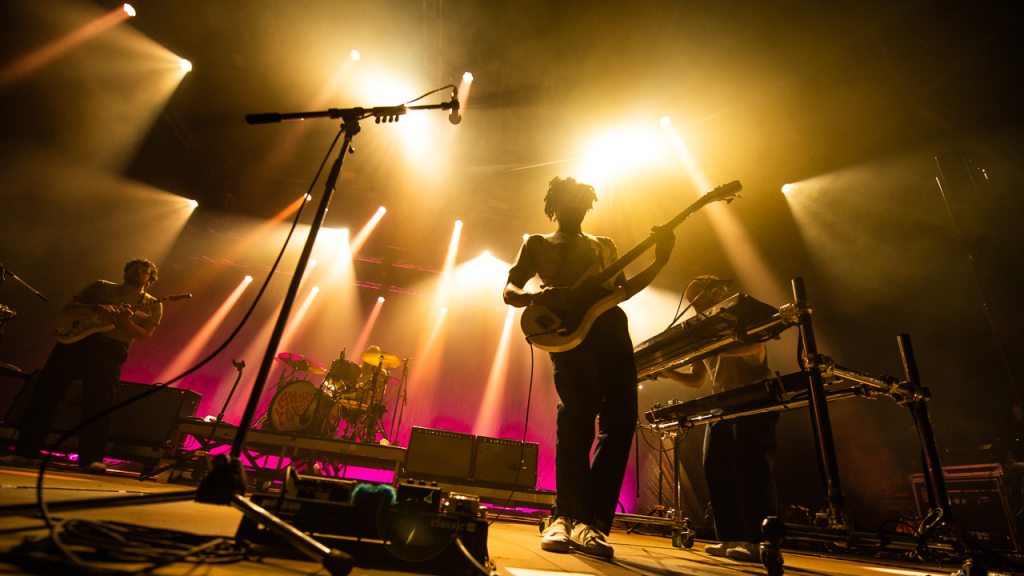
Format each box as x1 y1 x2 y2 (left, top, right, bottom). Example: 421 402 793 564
534 286 571 308
653 227 675 264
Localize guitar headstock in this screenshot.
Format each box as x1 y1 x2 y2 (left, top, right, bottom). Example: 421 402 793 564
167 293 193 302
700 180 743 206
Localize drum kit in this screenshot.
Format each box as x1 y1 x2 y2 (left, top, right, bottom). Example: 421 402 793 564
263 348 404 444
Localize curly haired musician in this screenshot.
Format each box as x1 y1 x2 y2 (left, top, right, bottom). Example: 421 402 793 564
662 275 777 562
4 258 163 473
503 177 674 558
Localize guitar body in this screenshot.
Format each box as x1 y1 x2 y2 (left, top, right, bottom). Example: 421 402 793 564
521 284 627 353
54 316 120 344
52 293 191 344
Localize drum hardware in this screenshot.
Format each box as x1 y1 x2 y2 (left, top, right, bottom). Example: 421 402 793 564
360 349 402 369
275 351 328 375
325 354 361 394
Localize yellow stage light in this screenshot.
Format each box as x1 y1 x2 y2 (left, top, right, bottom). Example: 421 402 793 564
122 4 136 17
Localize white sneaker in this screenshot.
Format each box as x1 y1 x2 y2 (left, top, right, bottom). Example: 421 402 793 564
705 541 734 557
570 522 613 558
725 542 760 562
541 517 573 553
81 461 108 474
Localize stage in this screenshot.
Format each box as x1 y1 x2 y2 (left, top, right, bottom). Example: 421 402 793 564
0 462 981 576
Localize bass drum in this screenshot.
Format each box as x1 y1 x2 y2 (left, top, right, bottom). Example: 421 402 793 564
267 379 341 435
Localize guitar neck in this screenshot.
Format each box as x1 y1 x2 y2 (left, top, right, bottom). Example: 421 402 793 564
591 180 741 286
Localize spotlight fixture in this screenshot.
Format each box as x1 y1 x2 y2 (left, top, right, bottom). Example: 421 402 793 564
178 58 192 73
122 3 136 17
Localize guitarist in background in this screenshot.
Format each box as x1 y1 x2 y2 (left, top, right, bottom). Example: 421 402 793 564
2 258 163 473
503 177 674 558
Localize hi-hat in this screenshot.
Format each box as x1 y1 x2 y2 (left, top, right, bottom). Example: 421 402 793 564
360 350 402 369
275 352 327 375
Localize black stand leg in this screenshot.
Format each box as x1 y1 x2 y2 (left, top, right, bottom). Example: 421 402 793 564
792 277 847 528
760 515 785 576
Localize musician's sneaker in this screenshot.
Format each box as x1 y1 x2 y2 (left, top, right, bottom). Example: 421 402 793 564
80 461 108 474
704 541 737 557
540 517 573 553
725 542 760 562
569 522 614 558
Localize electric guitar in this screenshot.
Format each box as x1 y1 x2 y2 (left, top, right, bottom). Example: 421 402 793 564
54 293 192 344
520 181 742 352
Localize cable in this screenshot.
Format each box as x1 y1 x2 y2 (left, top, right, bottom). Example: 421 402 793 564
453 536 497 576
485 337 536 525
402 84 456 106
3 518 249 575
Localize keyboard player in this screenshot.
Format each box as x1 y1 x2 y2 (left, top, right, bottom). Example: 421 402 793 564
661 275 777 563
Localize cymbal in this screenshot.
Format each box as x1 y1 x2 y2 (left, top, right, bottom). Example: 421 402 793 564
360 350 402 369
275 352 327 375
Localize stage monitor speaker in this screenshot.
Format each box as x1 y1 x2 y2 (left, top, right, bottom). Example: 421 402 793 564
911 463 1021 553
4 375 201 447
404 426 475 482
471 435 538 490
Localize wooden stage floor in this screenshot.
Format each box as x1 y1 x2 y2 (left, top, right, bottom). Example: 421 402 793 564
0 463 975 576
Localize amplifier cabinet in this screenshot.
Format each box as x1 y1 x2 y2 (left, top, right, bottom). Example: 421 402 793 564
4 375 201 447
403 426 539 490
910 463 1021 553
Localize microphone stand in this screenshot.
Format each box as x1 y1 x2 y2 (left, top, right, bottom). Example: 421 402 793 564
0 262 48 301
216 360 246 424
140 359 247 482
388 358 410 444
0 94 459 576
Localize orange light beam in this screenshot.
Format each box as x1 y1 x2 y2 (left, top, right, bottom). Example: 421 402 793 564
458 72 474 120
349 206 387 257
352 296 386 359
661 121 787 304
158 275 253 383
433 220 463 309
0 7 132 88
400 307 448 442
278 286 321 353
473 307 517 437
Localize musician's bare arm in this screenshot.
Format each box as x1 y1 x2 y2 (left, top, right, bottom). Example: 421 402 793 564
622 229 675 299
661 361 707 389
719 341 767 361
503 281 533 308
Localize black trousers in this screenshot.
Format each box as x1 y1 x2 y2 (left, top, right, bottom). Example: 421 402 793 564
15 335 128 464
703 411 779 543
550 307 637 534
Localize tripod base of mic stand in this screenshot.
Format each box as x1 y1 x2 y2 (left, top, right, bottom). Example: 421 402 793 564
198 454 353 576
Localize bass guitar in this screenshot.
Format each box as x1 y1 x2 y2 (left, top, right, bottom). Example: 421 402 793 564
54 293 192 344
520 181 742 352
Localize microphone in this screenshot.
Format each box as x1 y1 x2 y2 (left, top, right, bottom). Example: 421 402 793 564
232 359 245 370
448 91 462 125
